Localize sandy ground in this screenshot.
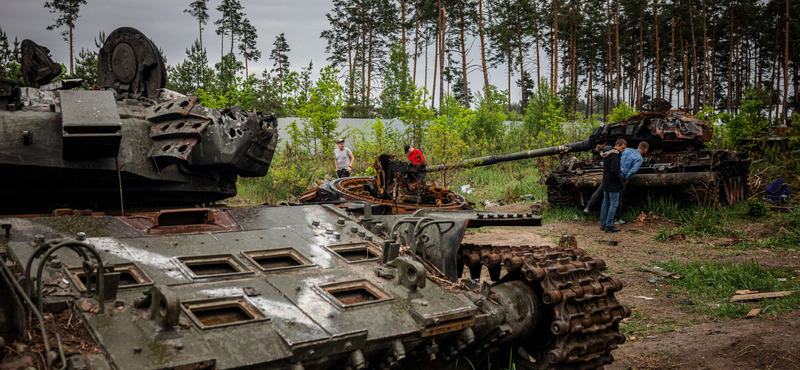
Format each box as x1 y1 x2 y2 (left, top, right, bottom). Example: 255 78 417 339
465 202 800 370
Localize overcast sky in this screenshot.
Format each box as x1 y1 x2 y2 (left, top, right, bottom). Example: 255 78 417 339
0 0 521 104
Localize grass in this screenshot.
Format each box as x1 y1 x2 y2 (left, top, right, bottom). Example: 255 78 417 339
658 260 800 318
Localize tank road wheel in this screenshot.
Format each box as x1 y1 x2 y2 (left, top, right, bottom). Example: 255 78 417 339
683 178 720 205
460 244 631 370
547 186 578 208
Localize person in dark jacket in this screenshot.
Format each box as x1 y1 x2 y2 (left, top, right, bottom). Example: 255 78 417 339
600 139 626 232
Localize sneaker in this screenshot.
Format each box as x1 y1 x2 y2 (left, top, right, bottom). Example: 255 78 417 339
605 226 621 233
583 208 590 216
614 219 627 225
600 225 606 231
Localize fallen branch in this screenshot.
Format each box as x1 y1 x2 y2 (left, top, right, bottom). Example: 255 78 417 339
638 266 683 280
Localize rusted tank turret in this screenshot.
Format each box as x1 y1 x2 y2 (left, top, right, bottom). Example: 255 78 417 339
0 27 630 370
429 99 750 207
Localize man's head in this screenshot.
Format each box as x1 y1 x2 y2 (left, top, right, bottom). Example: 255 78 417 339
404 145 411 154
337 139 345 150
638 141 649 155
614 138 627 152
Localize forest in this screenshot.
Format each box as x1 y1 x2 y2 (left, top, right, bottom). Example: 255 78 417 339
0 0 798 204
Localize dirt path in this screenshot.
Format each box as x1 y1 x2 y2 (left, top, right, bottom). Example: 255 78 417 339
463 204 800 370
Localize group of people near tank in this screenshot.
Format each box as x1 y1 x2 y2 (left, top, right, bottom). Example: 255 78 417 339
333 139 425 178
334 136 648 234
583 139 649 233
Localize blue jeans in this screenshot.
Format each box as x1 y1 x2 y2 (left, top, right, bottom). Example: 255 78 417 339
600 191 620 227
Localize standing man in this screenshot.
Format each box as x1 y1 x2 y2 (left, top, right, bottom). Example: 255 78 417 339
583 141 649 222
404 144 426 165
614 141 649 224
334 139 355 178
600 139 626 233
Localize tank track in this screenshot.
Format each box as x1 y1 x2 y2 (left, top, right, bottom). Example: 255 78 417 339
458 244 630 369
547 187 579 208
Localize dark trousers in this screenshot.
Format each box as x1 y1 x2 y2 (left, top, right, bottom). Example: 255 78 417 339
337 169 351 178
586 184 625 219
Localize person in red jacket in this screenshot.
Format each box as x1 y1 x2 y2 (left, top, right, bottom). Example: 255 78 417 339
404 145 425 165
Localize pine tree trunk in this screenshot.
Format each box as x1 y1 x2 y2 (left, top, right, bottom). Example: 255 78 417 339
479 0 490 96
772 18 780 120
401 0 406 60
516 1 526 109
68 3 74 75
432 21 438 109
783 0 789 123
413 4 419 85
439 6 446 110
615 0 620 105
607 0 613 106
553 0 559 94
728 5 733 113
367 28 374 111
682 29 689 109
689 0 699 111
637 10 643 109
588 45 594 117
460 1 470 108
199 22 203 51
535 18 541 86
702 4 709 106
655 0 660 99
670 17 675 104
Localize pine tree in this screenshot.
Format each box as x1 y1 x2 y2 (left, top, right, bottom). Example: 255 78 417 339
214 0 243 57
44 0 87 75
270 33 291 99
72 31 105 86
237 18 260 78
0 26 21 82
184 0 209 51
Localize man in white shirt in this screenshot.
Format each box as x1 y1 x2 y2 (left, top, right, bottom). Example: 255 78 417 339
333 139 355 178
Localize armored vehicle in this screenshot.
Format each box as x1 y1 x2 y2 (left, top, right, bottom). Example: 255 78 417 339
428 99 751 207
299 154 473 214
0 28 630 370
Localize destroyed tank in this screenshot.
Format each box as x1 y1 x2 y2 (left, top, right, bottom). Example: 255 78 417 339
0 27 630 370
428 99 751 207
299 154 474 214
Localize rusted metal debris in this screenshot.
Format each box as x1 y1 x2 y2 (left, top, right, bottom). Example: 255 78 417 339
300 154 473 214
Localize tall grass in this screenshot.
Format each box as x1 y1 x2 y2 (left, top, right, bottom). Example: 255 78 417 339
660 260 800 318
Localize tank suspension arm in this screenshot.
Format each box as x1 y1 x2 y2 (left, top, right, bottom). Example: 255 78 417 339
426 140 593 172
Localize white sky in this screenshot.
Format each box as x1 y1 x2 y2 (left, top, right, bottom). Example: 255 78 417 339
0 0 526 106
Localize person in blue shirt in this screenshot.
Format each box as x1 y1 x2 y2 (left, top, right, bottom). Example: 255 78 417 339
583 141 649 224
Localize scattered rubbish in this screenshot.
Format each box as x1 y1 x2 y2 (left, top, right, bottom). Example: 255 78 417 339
558 235 578 249
679 298 695 306
635 212 656 224
776 278 787 282
460 184 474 194
633 296 655 301
730 291 794 302
668 234 686 241
598 239 619 246
531 202 543 215
638 266 683 280
519 194 535 200
745 308 762 318
627 335 638 342
647 277 664 284
705 303 721 308
646 336 657 339
481 199 504 207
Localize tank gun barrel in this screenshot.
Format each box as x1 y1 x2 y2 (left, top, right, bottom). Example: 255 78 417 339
427 139 593 172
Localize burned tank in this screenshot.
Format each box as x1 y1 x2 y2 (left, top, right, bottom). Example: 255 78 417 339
0 28 630 370
299 154 473 214
428 99 750 208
